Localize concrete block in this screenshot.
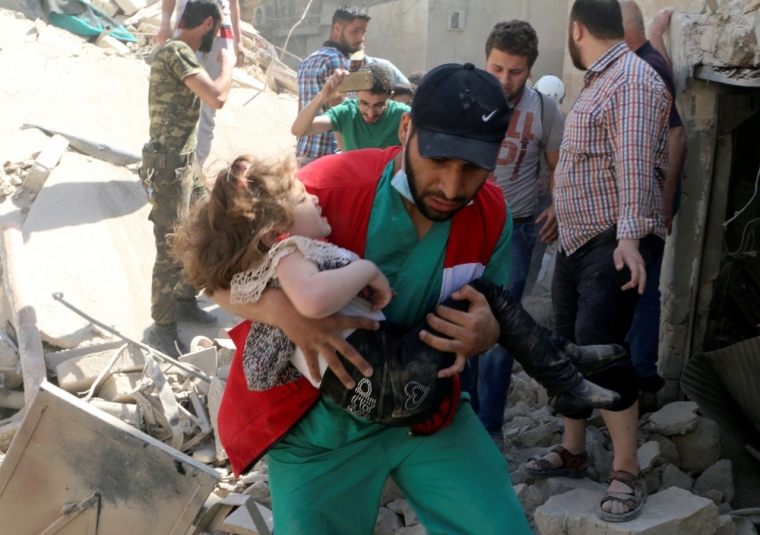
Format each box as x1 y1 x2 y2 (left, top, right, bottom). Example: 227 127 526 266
95 33 130 54
22 152 155 349
380 477 405 506
98 372 143 403
179 346 217 377
87 398 138 426
672 417 721 473
192 446 217 464
91 0 121 17
112 0 146 16
56 344 146 393
21 163 49 194
208 375 227 461
661 464 694 492
717 515 738 535
637 441 663 473
694 459 734 504
375 507 403 535
534 487 719 535
649 401 700 436
513 421 561 449
387 498 419 527
651 434 681 467
35 134 68 169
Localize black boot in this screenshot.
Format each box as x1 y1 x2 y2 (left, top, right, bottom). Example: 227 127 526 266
144 322 188 357
175 298 218 325
467 279 625 416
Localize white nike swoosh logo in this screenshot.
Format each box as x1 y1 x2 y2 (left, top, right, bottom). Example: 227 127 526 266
482 110 497 121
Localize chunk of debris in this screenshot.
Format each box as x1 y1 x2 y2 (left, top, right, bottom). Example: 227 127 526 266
21 134 69 193
375 507 404 535
534 487 719 535
671 417 722 473
694 460 735 504
661 463 695 492
649 401 700 436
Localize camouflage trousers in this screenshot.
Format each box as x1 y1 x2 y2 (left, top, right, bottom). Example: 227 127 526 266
140 147 206 325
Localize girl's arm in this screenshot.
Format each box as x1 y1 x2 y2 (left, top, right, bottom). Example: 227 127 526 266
276 252 392 319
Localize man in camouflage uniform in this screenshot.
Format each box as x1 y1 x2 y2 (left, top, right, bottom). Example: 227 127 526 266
141 0 234 357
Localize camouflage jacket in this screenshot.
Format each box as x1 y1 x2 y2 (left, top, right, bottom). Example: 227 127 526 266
148 40 202 155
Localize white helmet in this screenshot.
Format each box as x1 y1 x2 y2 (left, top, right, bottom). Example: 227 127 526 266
535 75 566 104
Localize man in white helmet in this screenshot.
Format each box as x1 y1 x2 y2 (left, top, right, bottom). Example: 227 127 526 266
462 20 565 448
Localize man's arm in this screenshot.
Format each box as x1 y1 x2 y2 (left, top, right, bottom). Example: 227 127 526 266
212 287 378 388
663 126 686 235
536 150 559 243
649 9 674 71
610 82 671 293
229 0 245 68
156 0 177 43
291 69 347 137
184 49 234 109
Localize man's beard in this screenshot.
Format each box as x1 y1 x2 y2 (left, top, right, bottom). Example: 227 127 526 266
506 80 527 103
568 34 586 71
405 147 469 223
199 27 217 53
339 29 361 53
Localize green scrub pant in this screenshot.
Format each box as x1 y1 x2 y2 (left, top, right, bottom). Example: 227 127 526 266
267 396 531 535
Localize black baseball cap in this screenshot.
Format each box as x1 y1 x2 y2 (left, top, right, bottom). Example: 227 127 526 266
410 63 511 172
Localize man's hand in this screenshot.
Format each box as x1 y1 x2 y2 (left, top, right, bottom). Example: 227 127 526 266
320 69 349 102
650 8 674 39
156 25 173 44
662 187 675 235
280 312 379 389
234 41 245 68
613 238 647 294
217 47 234 68
421 285 500 378
536 205 558 243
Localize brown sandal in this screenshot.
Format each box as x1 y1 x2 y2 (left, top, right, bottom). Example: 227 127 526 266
599 470 648 522
522 446 588 479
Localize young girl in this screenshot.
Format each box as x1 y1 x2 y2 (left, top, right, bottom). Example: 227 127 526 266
172 155 625 424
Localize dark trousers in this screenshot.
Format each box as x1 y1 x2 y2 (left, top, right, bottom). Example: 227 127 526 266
552 227 664 420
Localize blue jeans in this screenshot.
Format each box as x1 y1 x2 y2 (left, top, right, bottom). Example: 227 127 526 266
625 182 682 388
466 222 535 436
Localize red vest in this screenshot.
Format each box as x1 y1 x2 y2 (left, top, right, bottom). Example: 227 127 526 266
218 147 508 476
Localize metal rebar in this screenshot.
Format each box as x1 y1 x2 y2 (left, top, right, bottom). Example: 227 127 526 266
52 293 211 383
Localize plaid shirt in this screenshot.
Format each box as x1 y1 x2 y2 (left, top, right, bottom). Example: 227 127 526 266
296 43 349 159
554 42 670 254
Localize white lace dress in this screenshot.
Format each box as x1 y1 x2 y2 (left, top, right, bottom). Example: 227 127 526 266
230 236 361 391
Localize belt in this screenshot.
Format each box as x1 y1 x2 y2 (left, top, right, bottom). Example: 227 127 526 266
142 144 194 170
512 216 533 225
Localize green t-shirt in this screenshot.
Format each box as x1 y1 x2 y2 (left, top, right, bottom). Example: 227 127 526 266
364 161 512 328
148 40 202 154
325 99 410 151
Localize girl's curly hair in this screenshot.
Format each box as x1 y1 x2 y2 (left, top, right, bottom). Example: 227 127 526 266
172 155 296 295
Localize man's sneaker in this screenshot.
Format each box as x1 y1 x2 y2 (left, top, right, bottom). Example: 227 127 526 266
144 323 188 357
175 298 218 325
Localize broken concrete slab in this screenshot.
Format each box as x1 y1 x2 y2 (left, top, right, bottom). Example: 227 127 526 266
717 515 739 535
21 133 68 193
375 506 404 535
91 0 121 17
661 463 695 492
87 398 138 426
694 459 735 504
20 151 154 348
388 498 420 527
179 346 217 378
0 382 218 534
649 401 700 436
514 483 545 518
651 433 681 467
513 421 561 449
672 417 722 473
112 0 145 16
99 371 143 403
95 32 131 55
56 344 146 393
44 340 126 373
534 487 719 535
638 441 663 473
